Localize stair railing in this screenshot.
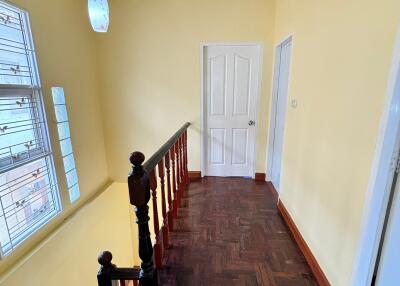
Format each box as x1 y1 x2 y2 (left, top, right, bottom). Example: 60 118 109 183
97 122 191 286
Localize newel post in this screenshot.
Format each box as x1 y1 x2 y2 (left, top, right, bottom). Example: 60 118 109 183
97 251 116 286
128 152 158 286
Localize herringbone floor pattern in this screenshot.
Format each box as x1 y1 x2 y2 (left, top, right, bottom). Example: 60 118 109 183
158 177 318 286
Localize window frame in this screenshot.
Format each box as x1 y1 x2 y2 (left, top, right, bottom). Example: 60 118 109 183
0 1 61 257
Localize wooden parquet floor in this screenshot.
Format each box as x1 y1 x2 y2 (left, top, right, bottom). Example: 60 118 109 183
158 177 318 286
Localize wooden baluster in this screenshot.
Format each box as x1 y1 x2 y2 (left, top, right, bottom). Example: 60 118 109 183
179 136 184 196
128 152 158 286
181 133 185 187
170 148 178 219
179 138 184 200
165 152 174 231
175 142 181 208
180 134 186 188
184 130 189 185
149 169 162 269
120 281 126 286
177 140 183 206
157 159 169 249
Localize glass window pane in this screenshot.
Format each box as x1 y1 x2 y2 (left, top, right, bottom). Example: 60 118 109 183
0 3 35 86
57 122 70 140
54 105 68 122
0 208 11 255
59 138 72 156
0 157 60 255
0 57 32 85
0 96 36 150
66 169 78 188
51 87 65 105
0 94 46 171
62 153 75 173
68 184 80 203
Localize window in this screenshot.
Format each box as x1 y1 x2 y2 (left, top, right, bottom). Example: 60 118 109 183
0 1 60 257
52 87 80 203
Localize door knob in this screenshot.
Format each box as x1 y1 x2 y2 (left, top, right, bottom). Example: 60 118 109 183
248 120 256 126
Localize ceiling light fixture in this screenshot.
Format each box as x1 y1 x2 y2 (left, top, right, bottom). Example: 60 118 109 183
88 0 109 33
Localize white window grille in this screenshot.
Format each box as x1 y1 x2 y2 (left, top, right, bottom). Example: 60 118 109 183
0 1 60 257
51 87 80 203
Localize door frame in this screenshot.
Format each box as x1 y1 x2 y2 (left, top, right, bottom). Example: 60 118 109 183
266 35 293 188
352 26 400 286
200 42 264 178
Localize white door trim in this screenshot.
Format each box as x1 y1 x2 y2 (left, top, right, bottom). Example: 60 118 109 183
352 25 400 286
266 35 293 186
200 42 264 178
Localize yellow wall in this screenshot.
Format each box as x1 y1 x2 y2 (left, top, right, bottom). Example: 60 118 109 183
0 0 109 274
96 0 276 181
1 1 400 286
0 183 136 286
273 1 400 285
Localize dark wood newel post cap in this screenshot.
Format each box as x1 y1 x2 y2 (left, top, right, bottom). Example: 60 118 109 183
128 151 150 206
130 152 145 167
97 250 116 280
98 250 113 266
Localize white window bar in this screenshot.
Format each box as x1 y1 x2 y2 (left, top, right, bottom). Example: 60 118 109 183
51 87 80 203
0 1 60 257
0 242 3 260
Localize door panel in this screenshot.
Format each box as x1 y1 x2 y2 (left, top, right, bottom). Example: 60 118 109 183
233 54 251 116
204 45 261 177
209 128 226 165
232 128 248 165
269 38 292 191
209 55 227 116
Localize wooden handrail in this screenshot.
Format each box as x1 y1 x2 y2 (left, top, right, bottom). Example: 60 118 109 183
97 123 191 286
143 122 191 172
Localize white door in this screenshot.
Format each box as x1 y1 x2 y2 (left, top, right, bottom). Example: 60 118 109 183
204 44 261 177
375 170 400 285
268 37 292 191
